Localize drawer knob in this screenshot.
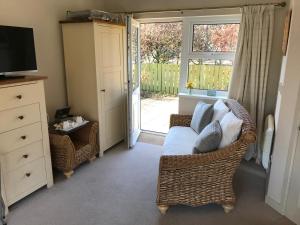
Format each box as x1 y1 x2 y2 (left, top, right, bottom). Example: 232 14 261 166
23 154 29 159
21 135 27 140
25 172 31 177
16 95 22 99
18 115 24 120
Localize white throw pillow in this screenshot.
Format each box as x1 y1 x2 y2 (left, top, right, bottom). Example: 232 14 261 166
212 99 230 122
219 111 243 148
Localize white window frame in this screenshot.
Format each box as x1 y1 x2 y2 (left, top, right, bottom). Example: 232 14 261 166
179 15 241 97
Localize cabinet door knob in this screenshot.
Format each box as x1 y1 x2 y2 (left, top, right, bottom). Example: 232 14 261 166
25 172 31 177
16 95 22 99
21 135 27 140
23 154 29 159
18 115 24 120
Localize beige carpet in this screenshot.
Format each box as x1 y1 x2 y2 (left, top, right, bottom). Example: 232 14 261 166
7 142 294 225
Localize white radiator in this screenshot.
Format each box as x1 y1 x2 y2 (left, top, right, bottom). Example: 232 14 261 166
262 114 275 170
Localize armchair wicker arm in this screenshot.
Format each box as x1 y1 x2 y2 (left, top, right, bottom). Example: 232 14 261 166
49 133 76 172
170 114 192 128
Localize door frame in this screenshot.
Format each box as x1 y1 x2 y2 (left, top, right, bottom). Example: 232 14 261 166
282 89 300 223
285 129 300 224
136 19 182 134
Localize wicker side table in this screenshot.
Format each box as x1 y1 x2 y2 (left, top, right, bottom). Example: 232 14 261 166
49 121 99 178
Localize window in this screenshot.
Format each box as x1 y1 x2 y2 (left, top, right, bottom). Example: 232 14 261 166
180 16 240 97
192 24 239 52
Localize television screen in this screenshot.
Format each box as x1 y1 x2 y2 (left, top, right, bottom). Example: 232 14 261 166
0 25 37 73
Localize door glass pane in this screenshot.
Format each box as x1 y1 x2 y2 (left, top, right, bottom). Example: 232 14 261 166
132 27 139 91
192 24 239 52
188 59 233 91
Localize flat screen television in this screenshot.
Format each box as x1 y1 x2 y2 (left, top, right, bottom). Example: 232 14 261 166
0 25 37 77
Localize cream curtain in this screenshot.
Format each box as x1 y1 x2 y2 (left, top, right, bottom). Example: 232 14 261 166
229 5 274 162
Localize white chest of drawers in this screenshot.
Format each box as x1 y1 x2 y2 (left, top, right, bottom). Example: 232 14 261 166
0 76 53 214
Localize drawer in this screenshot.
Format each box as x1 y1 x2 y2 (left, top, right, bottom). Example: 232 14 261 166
0 123 42 154
0 104 41 133
5 141 44 172
0 83 41 111
5 158 47 205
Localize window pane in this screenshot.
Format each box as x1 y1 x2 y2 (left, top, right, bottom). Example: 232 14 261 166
192 24 239 52
188 59 233 91
140 22 182 96
132 27 139 91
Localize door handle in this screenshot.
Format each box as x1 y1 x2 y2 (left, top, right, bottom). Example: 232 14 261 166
21 135 27 140
101 89 106 92
18 115 25 120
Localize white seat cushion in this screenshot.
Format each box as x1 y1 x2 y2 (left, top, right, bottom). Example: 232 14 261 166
163 126 198 155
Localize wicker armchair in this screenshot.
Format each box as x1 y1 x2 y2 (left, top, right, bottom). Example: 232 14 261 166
156 99 256 214
49 121 99 178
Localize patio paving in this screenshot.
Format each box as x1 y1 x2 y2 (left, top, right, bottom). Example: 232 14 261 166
141 96 179 133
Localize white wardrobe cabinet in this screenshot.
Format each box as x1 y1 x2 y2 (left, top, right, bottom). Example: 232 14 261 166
61 21 126 155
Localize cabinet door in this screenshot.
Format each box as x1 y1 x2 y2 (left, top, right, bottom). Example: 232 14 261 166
95 25 125 152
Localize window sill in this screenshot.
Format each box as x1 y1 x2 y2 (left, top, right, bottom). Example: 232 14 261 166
178 92 228 101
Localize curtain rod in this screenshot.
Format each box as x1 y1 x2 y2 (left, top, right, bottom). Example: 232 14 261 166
121 2 286 14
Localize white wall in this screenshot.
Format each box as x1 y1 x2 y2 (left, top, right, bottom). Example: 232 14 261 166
266 0 300 215
0 0 103 118
178 93 222 114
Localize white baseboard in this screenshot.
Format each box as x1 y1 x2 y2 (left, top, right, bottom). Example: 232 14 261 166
265 195 285 215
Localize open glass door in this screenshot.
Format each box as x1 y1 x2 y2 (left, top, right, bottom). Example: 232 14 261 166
127 16 141 148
